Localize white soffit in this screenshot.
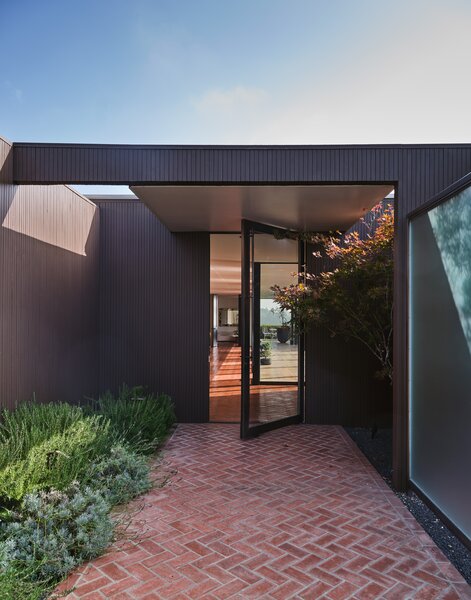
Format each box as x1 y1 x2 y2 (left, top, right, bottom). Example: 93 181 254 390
131 184 393 232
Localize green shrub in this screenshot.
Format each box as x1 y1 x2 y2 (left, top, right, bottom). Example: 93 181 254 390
0 402 85 470
0 415 116 502
94 385 175 454
0 390 172 596
86 445 152 506
0 482 113 584
0 565 51 600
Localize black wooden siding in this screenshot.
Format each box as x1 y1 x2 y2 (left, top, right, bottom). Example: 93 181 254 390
10 142 471 488
0 138 100 410
96 199 209 422
11 142 471 187
305 199 393 427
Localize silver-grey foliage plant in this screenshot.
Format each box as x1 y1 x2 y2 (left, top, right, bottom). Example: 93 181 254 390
0 482 113 582
87 445 152 505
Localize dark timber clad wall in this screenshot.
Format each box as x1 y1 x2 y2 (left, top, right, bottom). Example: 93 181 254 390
305 200 392 426
96 199 209 422
10 142 471 487
0 138 99 410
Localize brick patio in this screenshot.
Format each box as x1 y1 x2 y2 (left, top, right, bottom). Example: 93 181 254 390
57 425 470 599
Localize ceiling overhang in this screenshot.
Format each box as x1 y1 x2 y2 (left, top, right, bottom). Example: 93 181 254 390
131 184 393 232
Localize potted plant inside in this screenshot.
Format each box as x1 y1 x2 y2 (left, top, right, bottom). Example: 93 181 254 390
273 308 291 344
260 341 272 365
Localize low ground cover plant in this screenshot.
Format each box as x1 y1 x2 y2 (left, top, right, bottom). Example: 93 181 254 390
0 386 175 600
85 444 152 505
0 483 113 582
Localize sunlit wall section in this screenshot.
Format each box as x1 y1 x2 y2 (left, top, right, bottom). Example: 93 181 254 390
409 183 471 542
0 137 100 409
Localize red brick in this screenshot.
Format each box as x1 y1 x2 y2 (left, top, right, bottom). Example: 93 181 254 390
97 576 139 596
298 580 332 598
99 562 128 581
72 576 110 596
356 582 387 599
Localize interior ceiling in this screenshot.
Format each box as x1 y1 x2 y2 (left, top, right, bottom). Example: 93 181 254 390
131 184 393 232
210 235 239 295
210 234 298 296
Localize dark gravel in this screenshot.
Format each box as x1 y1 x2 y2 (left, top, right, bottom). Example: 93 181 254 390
345 426 471 585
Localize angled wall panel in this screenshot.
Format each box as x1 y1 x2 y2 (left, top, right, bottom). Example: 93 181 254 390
0 138 99 410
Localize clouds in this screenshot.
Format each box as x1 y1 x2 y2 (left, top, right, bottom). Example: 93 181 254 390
189 86 271 142
2 0 471 145
184 3 471 144
4 81 23 103
193 86 269 116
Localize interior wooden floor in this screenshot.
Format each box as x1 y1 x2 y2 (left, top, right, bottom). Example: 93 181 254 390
209 344 298 423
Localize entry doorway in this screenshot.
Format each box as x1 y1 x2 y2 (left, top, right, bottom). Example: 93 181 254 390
209 230 305 432
240 220 304 437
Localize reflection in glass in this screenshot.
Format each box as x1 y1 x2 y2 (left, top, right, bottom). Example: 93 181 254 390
248 232 300 426
428 188 471 355
409 184 471 541
259 263 298 384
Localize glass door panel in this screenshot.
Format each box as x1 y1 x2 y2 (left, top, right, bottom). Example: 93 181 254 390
241 220 304 438
259 263 298 384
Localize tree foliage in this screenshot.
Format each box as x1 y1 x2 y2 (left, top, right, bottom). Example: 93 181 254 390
272 204 394 382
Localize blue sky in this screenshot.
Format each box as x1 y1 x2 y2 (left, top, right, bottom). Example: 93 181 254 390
3 0 471 149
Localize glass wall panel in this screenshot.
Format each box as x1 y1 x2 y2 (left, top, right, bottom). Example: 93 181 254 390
409 184 471 541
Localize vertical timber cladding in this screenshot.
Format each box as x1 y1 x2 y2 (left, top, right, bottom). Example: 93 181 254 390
305 200 393 427
96 200 210 423
11 142 471 487
0 138 100 410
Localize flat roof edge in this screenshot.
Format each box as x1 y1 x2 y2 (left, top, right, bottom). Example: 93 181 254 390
85 194 138 200
11 142 471 150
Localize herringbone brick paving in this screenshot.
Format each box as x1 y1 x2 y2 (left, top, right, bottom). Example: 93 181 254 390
56 425 471 599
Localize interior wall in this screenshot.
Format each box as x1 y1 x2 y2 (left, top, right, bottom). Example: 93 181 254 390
218 295 239 308
0 137 100 410
304 200 392 426
96 199 209 422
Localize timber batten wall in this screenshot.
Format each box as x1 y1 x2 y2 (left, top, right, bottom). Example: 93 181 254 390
0 139 99 410
96 199 209 422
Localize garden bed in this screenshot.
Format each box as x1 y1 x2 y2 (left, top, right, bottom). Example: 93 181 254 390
345 427 471 584
0 386 175 600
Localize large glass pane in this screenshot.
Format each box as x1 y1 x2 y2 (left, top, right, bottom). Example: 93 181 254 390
409 184 471 540
259 263 298 384
248 231 299 427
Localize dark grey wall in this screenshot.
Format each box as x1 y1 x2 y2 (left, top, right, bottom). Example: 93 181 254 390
305 200 392 426
96 199 209 422
0 138 99 410
10 141 471 487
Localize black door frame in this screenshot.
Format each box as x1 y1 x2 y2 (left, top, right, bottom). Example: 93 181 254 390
240 219 305 438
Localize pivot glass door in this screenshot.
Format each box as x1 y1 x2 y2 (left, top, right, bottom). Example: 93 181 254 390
241 220 305 438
